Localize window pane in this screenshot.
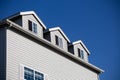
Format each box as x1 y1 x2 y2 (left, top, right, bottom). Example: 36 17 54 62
35 71 44 80
78 49 84 59
28 20 37 34
78 49 81 58
28 20 32 31
33 23 37 33
24 67 34 80
59 38 63 48
80 50 84 59
55 35 59 45
55 35 63 48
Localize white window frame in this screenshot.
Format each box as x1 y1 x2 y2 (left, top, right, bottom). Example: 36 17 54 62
28 20 37 34
78 49 84 59
20 64 48 80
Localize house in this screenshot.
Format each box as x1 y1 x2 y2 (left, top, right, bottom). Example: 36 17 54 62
0 11 103 80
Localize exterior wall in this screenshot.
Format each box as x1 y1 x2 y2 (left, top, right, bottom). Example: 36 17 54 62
50 30 68 51
74 43 88 62
6 29 98 80
0 27 6 80
22 14 43 38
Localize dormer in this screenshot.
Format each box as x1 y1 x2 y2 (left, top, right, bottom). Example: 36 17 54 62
7 11 46 38
68 40 90 62
44 27 70 51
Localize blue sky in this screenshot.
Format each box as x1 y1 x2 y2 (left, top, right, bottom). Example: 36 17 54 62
0 0 120 80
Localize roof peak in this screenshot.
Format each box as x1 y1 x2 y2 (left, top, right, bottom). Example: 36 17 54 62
5 11 47 29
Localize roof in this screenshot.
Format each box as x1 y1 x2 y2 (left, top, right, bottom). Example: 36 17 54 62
5 11 47 29
45 27 70 43
69 40 90 55
0 19 104 74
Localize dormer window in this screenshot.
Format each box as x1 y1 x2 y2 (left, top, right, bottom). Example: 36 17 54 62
28 20 37 33
78 48 84 59
55 35 63 48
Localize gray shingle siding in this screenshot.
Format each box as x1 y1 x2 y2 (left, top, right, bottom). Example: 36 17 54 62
6 28 98 80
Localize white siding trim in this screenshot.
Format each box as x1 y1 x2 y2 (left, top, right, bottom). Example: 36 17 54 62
19 64 24 80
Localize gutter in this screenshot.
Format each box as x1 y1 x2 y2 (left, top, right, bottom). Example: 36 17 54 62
0 19 104 74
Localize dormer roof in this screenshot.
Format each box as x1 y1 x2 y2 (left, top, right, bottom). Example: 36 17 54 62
69 40 90 55
45 27 70 43
6 11 46 29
